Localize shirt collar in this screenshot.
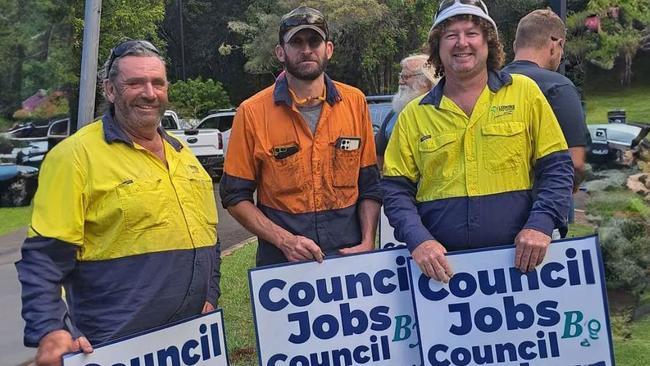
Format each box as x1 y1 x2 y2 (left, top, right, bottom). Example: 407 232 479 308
420 69 513 108
508 60 541 68
102 107 183 151
273 71 342 107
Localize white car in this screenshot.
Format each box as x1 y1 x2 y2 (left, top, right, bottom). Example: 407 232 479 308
162 110 224 180
196 109 236 158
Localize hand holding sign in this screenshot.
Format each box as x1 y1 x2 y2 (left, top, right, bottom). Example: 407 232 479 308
36 330 92 366
279 234 325 263
514 228 551 272
412 239 453 283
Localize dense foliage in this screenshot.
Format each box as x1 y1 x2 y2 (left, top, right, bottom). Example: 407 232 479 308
2 0 649 122
168 77 231 119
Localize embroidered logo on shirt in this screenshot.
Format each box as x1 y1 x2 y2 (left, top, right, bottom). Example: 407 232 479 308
189 165 200 174
490 104 515 118
420 135 432 142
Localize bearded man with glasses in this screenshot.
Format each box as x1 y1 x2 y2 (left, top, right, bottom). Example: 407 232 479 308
16 40 221 365
220 6 381 267
375 54 439 170
382 0 573 282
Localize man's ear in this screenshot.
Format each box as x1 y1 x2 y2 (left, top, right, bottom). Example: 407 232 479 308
103 79 116 103
325 41 334 60
275 44 286 63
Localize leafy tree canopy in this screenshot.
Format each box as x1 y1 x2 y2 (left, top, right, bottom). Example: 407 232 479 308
168 77 231 119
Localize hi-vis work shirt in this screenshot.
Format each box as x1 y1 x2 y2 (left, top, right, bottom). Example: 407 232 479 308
16 112 219 346
382 71 573 252
220 73 382 266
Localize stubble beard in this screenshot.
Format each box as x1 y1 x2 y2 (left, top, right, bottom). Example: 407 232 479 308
285 55 328 81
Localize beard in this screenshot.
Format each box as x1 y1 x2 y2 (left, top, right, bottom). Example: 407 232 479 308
113 96 168 131
392 84 423 113
285 54 329 81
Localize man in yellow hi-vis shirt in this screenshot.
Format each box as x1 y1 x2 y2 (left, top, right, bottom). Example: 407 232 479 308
382 0 573 283
16 40 220 365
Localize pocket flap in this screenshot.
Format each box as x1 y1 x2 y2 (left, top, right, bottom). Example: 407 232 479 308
482 122 525 136
419 133 457 152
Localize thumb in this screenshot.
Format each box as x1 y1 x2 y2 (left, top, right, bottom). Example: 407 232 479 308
75 336 94 354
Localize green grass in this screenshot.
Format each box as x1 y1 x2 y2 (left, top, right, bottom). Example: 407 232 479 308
567 223 596 237
0 206 31 236
584 85 650 124
614 315 650 365
220 240 258 366
587 189 650 219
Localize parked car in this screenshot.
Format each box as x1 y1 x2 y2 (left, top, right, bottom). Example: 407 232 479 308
162 110 225 180
0 163 39 207
195 109 236 158
587 122 650 164
6 117 70 141
0 117 70 168
366 95 392 135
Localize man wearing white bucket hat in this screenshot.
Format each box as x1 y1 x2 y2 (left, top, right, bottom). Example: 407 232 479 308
382 0 573 282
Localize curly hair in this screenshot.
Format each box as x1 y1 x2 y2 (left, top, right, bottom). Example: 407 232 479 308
427 15 505 78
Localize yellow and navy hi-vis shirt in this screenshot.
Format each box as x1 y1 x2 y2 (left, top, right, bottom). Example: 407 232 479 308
382 70 573 252
16 111 219 346
220 73 382 266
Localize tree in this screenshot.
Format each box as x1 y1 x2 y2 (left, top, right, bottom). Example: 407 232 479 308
0 0 167 122
168 77 231 119
566 0 650 86
222 0 439 95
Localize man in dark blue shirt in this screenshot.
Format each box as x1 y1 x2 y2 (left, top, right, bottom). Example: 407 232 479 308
503 9 589 201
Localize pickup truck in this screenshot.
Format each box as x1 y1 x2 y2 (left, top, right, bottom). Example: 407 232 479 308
194 108 236 158
162 110 224 180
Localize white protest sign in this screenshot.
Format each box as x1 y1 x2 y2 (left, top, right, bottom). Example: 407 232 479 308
63 309 229 366
379 207 405 249
249 247 421 366
409 236 613 366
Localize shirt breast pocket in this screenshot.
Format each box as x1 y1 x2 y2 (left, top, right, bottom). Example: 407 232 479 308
190 178 218 226
481 122 527 172
116 178 169 231
267 152 307 196
418 133 460 181
331 148 361 188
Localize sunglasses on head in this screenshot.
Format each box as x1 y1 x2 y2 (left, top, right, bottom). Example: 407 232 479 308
281 12 326 30
106 40 160 74
436 0 488 16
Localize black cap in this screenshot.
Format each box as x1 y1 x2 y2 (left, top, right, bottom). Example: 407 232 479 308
279 6 329 44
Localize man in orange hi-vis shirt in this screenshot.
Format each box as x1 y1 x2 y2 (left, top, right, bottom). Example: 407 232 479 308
219 6 382 267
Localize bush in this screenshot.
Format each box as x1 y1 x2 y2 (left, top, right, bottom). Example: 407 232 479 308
599 217 650 296
168 77 231 119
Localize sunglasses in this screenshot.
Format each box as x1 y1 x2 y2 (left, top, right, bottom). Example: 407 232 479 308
436 0 489 16
106 40 160 74
280 13 327 32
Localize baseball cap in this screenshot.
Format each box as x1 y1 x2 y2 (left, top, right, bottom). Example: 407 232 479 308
432 0 497 32
279 6 329 44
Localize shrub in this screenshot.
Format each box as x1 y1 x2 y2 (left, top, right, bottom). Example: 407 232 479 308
599 217 650 296
168 77 231 119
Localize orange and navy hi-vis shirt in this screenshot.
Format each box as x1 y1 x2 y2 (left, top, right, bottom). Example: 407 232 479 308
220 73 382 266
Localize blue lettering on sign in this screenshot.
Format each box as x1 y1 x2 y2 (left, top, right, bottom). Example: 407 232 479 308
258 256 411 312
447 297 559 336
267 335 391 366
287 304 391 344
82 321 223 366
427 331 560 366
418 249 596 302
